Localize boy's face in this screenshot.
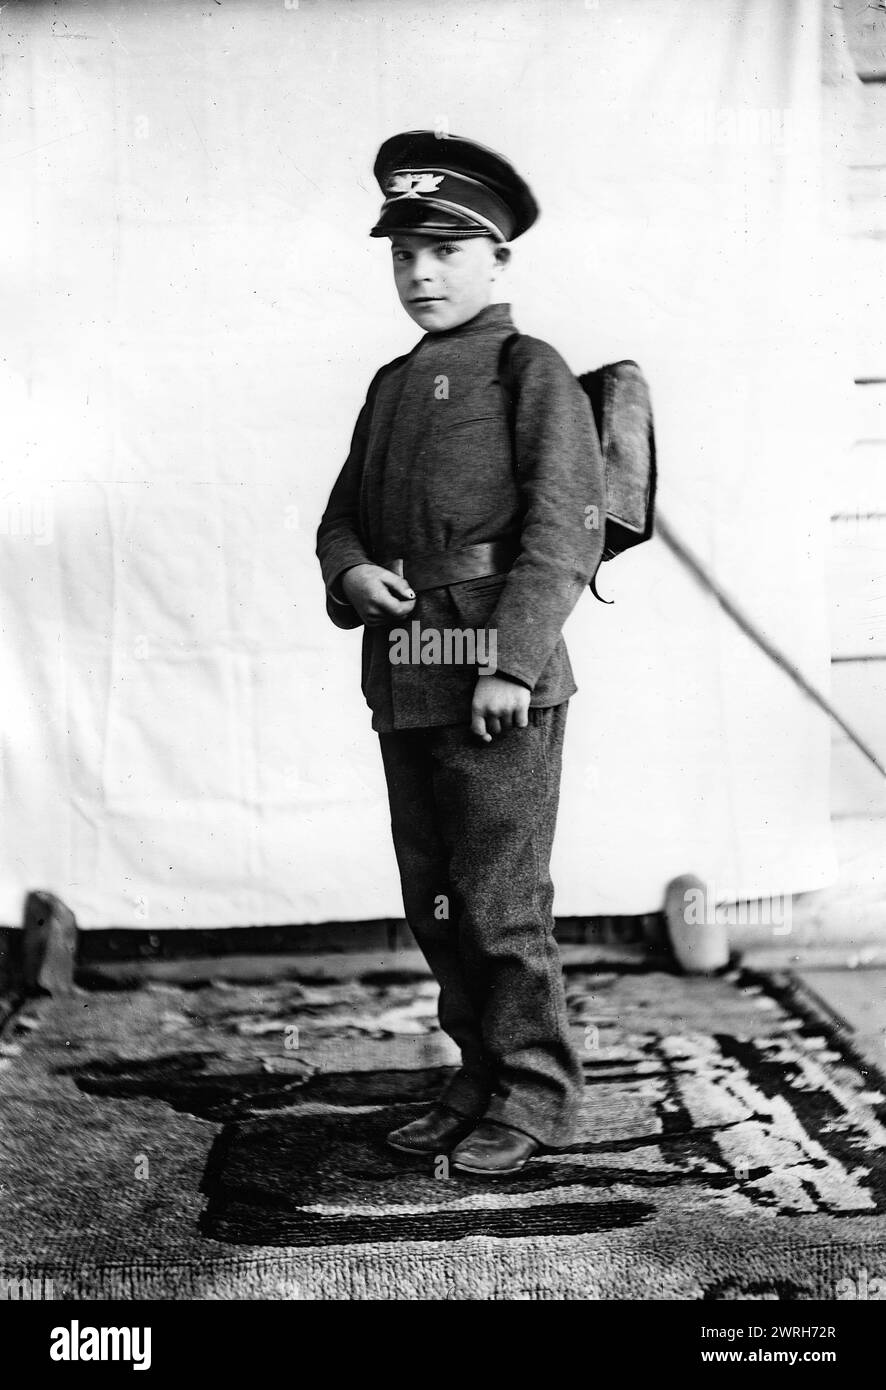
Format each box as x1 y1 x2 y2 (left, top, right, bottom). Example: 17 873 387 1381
389 233 508 332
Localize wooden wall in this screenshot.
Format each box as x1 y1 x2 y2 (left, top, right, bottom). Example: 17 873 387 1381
831 12 886 820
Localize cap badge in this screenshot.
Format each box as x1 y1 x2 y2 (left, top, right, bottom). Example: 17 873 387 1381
385 171 444 197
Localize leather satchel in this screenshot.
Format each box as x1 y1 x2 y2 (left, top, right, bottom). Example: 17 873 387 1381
498 333 657 601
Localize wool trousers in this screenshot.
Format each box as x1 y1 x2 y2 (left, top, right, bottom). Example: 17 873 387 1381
378 702 582 1147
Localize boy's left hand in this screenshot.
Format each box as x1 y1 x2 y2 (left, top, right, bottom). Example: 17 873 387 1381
471 674 530 743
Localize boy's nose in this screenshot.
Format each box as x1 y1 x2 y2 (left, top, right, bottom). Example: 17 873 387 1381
410 255 435 282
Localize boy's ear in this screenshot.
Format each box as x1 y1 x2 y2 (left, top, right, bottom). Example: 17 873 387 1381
493 243 512 272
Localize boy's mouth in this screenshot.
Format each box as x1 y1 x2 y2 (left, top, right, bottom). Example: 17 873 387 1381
410 296 445 305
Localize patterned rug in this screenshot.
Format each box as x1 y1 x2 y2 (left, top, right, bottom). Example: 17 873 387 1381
1 962 885 1299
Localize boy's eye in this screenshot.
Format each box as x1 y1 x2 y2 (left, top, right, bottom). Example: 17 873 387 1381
392 249 411 262
436 243 459 256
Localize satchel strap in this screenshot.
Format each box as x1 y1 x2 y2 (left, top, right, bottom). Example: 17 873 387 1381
497 332 612 602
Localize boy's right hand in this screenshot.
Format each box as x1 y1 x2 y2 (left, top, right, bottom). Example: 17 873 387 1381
340 564 417 627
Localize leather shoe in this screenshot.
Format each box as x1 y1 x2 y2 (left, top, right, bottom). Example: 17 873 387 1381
451 1120 541 1176
386 1105 477 1155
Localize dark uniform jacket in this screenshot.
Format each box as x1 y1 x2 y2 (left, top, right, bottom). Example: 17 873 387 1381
316 303 606 732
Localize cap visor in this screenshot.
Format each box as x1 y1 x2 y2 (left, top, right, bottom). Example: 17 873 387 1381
369 203 500 239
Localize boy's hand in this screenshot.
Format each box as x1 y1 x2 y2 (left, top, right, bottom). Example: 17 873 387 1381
341 563 416 627
471 674 530 742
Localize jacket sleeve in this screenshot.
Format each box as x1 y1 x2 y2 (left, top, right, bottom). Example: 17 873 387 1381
315 379 379 630
488 337 606 688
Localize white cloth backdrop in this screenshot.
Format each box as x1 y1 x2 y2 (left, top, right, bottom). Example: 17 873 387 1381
0 0 849 927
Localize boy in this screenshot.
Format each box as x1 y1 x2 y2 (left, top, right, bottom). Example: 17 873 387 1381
316 131 606 1175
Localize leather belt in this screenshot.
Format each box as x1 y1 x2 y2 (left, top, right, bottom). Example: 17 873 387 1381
381 539 518 593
